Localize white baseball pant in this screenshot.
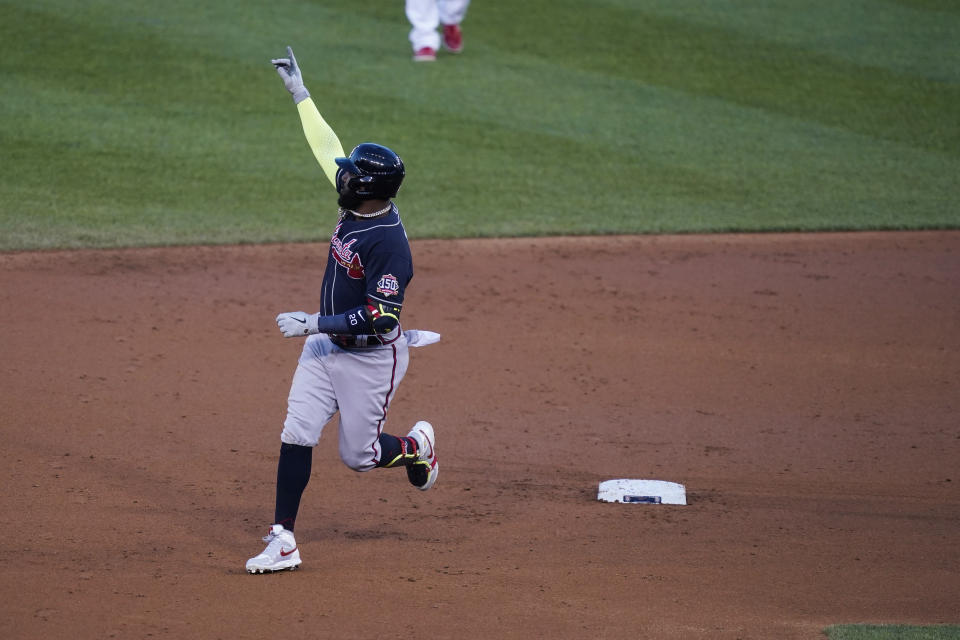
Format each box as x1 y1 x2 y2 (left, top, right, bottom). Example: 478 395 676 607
281 332 410 472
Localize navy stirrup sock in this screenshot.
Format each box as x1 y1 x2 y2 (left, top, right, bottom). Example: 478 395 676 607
275 443 313 532
376 433 418 468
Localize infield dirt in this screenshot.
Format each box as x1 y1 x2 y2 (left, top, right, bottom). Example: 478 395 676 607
1 232 958 639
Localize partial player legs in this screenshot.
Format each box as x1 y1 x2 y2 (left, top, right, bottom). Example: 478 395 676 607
249 339 433 574
406 0 441 53
244 443 312 574
406 0 470 57
246 421 438 574
437 0 470 27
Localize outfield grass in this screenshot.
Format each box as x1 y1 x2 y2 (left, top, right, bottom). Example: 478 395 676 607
0 0 958 249
825 625 960 640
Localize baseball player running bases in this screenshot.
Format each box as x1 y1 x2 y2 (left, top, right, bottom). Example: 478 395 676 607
246 47 440 574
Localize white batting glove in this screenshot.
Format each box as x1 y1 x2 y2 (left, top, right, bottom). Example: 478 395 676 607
276 311 320 338
271 46 311 104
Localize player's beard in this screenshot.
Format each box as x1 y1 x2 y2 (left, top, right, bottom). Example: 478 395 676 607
337 190 364 210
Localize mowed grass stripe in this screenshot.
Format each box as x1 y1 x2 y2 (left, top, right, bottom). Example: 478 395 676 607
1 0 958 249
364 50 958 234
473 0 959 155
604 0 960 82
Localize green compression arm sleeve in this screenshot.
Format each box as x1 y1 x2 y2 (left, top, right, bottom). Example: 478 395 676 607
295 97 346 189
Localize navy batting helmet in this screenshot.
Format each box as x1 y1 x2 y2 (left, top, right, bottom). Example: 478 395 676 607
335 143 405 200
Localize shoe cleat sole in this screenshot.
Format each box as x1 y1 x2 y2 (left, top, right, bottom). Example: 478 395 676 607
246 564 300 574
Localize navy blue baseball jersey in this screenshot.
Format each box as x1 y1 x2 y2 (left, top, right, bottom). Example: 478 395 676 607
322 205 413 335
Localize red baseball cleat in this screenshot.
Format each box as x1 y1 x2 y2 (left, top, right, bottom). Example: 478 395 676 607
413 46 437 62
442 24 463 53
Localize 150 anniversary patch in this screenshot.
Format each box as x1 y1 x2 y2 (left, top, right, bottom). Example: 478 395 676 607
376 274 400 297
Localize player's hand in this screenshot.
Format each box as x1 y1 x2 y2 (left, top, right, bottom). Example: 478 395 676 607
276 311 320 338
271 45 310 104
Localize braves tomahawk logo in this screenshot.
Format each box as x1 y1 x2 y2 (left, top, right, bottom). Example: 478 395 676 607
330 226 364 279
